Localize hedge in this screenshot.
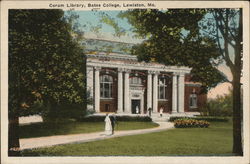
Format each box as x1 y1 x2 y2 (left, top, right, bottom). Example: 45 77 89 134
80 115 152 122
169 116 229 122
174 119 210 128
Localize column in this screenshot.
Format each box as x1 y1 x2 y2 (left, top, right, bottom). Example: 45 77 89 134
178 73 185 113
87 66 94 110
117 68 123 113
152 71 159 113
94 67 100 113
172 73 178 113
147 71 153 111
124 69 130 113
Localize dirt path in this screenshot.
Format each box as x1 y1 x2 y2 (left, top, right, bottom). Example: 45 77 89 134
20 122 174 150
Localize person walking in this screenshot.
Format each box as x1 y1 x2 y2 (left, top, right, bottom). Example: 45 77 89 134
109 113 116 135
160 107 163 117
148 107 152 117
104 114 112 136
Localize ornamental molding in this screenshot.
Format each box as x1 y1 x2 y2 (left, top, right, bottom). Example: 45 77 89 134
87 61 191 74
86 53 137 61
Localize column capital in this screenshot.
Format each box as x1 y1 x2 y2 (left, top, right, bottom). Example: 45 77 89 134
117 68 124 72
152 71 160 75
172 72 178 76
94 66 101 71
173 72 185 76
179 73 185 77
148 70 154 75
124 69 131 73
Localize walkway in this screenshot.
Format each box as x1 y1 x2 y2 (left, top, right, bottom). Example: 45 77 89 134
20 122 174 150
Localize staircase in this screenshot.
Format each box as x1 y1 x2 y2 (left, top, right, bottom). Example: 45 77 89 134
151 113 170 122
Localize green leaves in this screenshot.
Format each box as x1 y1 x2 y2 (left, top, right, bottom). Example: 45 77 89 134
123 9 226 92
9 9 86 117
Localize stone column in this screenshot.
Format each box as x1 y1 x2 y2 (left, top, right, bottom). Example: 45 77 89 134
178 73 185 113
152 71 159 113
172 73 178 113
147 71 153 111
117 68 124 113
87 66 94 110
124 69 130 113
94 67 101 113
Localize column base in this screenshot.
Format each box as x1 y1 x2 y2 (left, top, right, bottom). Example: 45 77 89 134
117 110 124 114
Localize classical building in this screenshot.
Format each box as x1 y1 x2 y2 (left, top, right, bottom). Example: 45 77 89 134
86 52 207 116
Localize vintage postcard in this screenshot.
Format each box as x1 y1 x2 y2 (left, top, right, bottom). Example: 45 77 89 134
1 0 249 164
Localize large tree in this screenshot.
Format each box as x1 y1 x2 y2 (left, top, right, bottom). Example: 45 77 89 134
119 9 242 155
8 9 86 155
208 9 243 155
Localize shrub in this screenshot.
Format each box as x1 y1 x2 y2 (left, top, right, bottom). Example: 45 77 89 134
80 115 152 122
195 116 229 122
202 87 233 117
169 116 229 122
174 119 210 128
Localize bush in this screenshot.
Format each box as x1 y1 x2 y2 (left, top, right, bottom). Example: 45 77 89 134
174 119 210 128
169 116 229 122
80 115 152 122
195 116 229 122
42 103 86 122
202 87 233 117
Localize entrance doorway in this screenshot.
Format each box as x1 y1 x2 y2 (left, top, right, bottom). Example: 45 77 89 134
131 100 140 114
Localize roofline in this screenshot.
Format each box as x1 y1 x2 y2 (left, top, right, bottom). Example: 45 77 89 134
84 37 137 45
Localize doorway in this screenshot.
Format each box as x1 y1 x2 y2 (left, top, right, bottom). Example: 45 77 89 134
131 100 140 114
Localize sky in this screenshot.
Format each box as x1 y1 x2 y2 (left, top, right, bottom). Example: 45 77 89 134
72 10 143 44
71 10 233 99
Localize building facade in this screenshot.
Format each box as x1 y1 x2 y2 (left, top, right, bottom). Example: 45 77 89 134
86 52 207 115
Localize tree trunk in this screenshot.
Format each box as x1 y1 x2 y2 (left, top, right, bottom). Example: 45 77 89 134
232 73 243 155
8 115 21 156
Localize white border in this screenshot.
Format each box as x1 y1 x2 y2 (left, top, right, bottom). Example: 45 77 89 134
1 1 249 164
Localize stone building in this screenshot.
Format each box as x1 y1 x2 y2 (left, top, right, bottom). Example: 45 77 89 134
86 51 207 116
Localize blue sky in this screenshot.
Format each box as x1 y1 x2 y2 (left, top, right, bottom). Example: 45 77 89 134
72 10 143 43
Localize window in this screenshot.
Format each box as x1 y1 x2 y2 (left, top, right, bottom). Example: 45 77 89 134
100 75 113 98
130 77 142 86
158 78 167 100
189 94 197 108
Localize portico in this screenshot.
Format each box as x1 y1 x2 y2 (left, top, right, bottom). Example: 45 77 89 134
86 52 191 115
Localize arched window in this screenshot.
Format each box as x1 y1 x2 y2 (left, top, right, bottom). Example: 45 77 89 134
100 75 113 98
189 94 197 108
158 78 167 100
130 77 142 86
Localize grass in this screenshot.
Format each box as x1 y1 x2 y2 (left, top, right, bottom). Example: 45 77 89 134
19 121 159 138
21 121 234 156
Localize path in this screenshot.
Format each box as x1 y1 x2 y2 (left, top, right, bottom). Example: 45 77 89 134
20 122 174 150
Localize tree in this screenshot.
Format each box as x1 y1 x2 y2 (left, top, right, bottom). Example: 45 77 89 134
119 9 243 155
8 9 86 155
119 9 226 91
206 9 243 155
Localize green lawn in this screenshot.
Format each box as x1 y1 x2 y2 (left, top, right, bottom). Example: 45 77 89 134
21 121 234 156
19 121 159 138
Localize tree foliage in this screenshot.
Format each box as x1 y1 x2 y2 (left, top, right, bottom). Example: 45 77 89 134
9 9 86 118
119 9 227 92
8 9 86 154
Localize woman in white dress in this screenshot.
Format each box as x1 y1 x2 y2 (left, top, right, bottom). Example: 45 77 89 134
136 106 139 114
104 114 112 136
